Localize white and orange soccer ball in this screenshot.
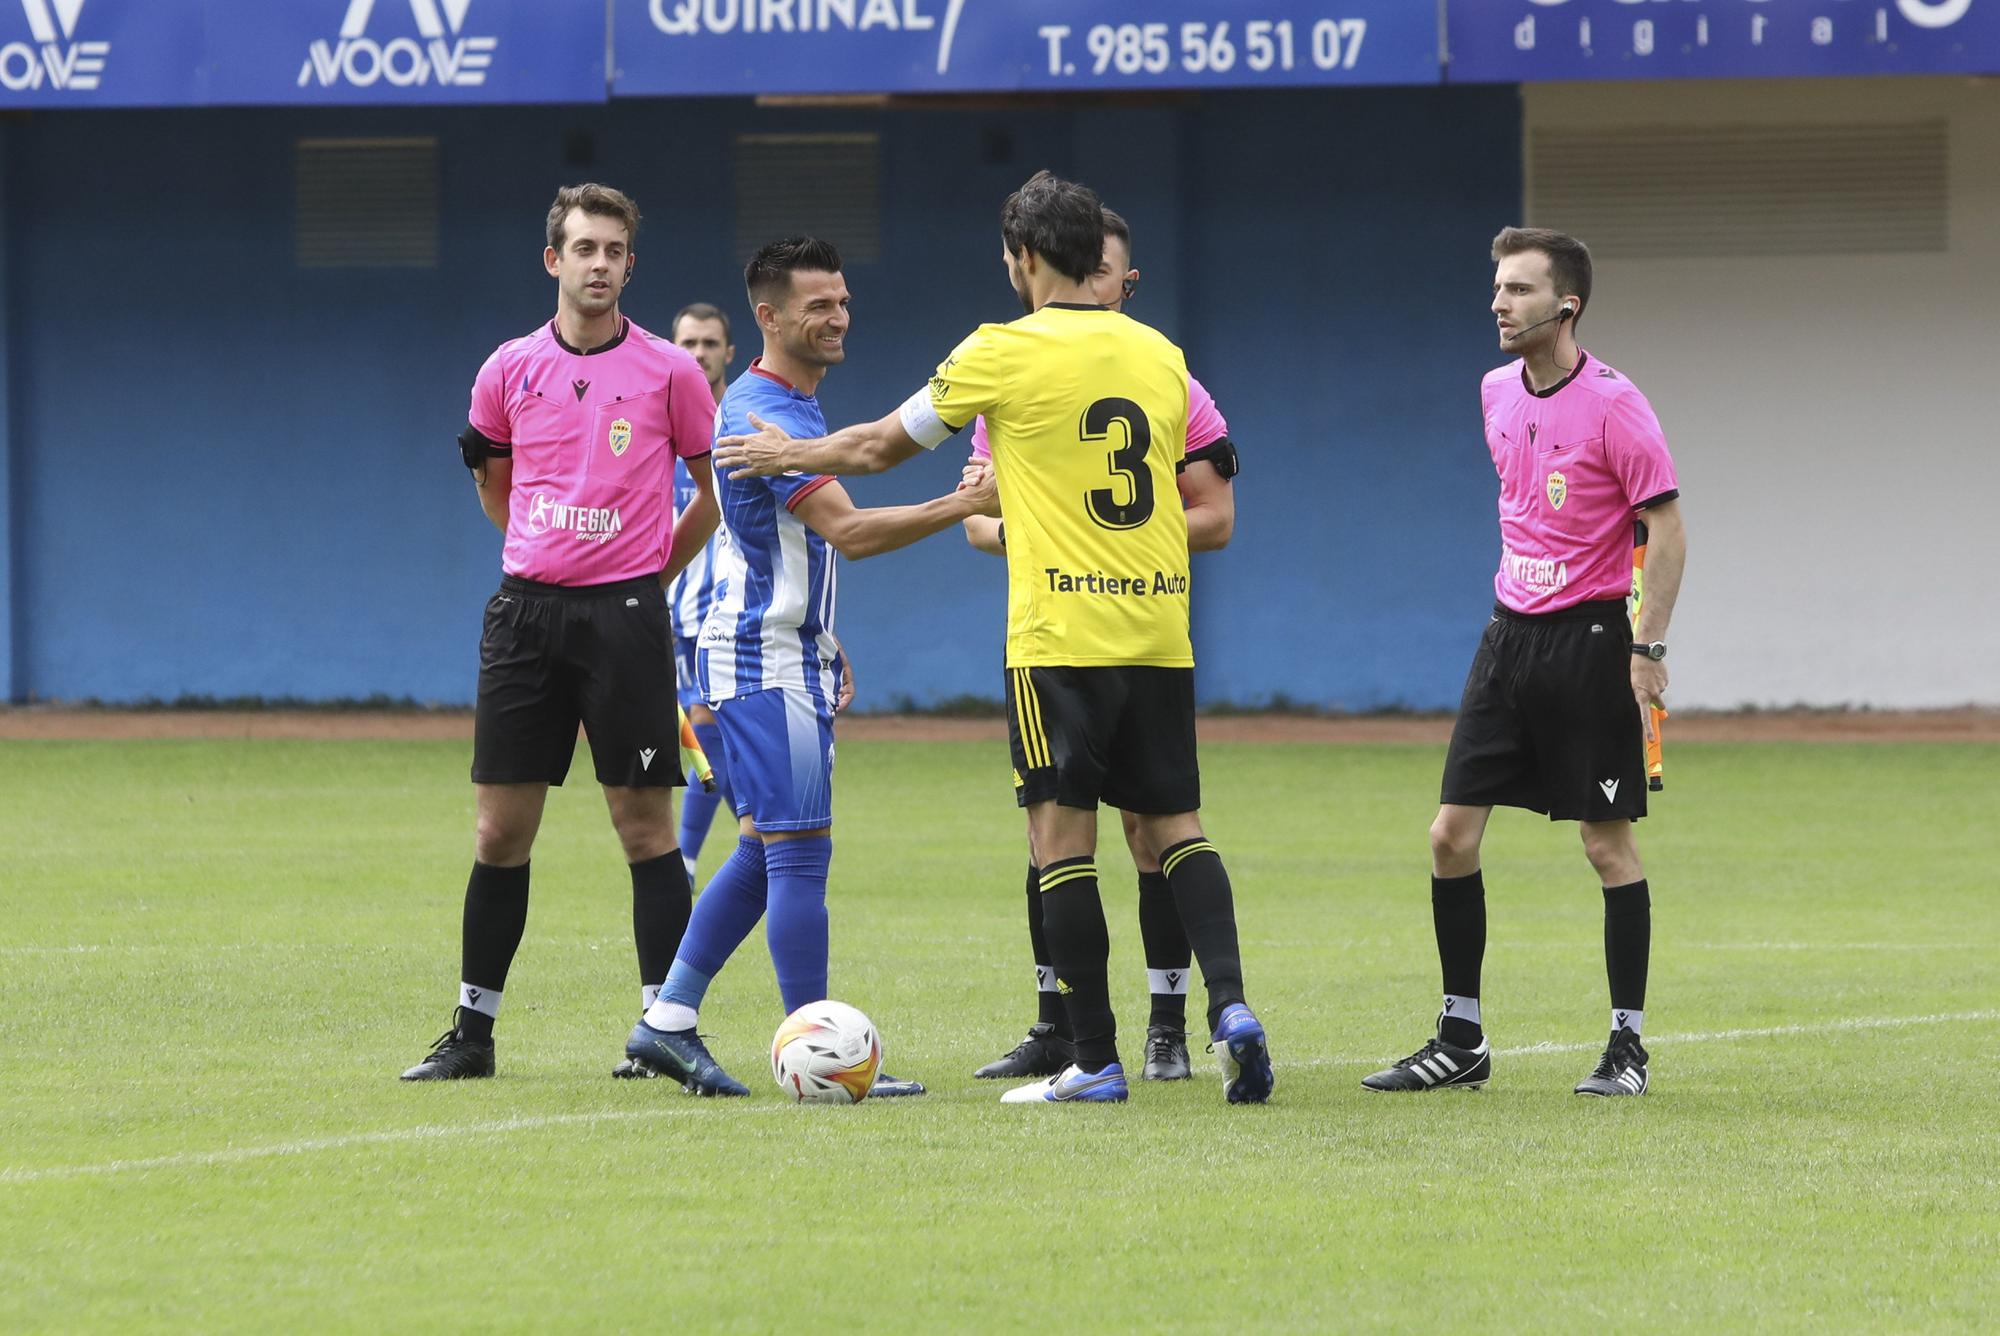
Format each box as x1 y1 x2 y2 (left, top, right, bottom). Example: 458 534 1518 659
770 1000 882 1104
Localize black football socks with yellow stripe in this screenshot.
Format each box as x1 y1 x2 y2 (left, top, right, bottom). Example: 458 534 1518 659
1023 862 1069 1033
1158 838 1245 1033
1038 857 1116 1071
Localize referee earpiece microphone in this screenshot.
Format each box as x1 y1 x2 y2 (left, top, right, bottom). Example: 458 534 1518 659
1507 304 1576 339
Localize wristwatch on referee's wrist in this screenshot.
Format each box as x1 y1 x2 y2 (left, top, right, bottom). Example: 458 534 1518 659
1631 641 1667 661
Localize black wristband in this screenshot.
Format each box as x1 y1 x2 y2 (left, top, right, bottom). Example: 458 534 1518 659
997 521 1006 549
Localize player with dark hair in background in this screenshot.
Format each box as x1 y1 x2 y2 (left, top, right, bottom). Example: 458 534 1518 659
623 236 995 1096
962 205 1241 1086
1363 226 1686 1098
402 183 719 1081
715 172 1273 1106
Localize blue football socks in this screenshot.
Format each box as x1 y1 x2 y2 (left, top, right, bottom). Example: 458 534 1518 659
763 835 832 1013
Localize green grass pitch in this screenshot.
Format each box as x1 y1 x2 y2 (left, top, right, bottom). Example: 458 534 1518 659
2 736 1996 1331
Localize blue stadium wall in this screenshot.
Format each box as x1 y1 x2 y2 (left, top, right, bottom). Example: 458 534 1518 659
0 88 1519 709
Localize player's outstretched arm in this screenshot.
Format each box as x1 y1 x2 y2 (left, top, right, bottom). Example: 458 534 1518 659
661 454 720 585
715 409 927 480
793 468 998 561
473 454 513 534
1178 459 1236 552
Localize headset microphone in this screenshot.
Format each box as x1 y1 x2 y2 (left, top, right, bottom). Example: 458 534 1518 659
1504 305 1576 340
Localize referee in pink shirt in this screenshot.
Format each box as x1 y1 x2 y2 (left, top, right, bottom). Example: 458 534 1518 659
402 184 721 1081
1365 227 1687 1099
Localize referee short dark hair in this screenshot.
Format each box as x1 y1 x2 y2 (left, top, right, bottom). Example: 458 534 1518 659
546 183 641 253
744 236 844 308
1101 206 1131 256
1001 170 1104 284
673 301 732 344
1492 226 1592 322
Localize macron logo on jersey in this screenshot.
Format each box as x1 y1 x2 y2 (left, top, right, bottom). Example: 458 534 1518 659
299 0 496 89
0 0 108 92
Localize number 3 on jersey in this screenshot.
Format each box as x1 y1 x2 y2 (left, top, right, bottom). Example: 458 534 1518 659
1081 397 1155 531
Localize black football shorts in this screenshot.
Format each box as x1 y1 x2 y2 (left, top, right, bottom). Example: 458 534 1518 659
1440 599 1647 822
472 574 683 790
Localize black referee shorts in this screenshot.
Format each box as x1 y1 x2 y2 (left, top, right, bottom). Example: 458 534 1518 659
1439 599 1647 822
1005 664 1200 815
471 574 684 790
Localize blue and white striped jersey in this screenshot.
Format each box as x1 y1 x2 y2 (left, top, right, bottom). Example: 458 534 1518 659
696 362 840 707
667 456 730 642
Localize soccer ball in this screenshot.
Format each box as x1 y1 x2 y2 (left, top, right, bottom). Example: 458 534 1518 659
770 1000 883 1104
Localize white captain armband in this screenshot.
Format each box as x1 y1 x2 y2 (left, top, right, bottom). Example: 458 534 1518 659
897 385 956 451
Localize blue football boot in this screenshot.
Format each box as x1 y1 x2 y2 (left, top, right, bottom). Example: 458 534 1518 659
624 1020 749 1097
1211 1003 1274 1104
999 1062 1130 1104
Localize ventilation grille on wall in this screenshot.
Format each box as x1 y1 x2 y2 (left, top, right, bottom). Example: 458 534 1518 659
733 133 881 264
1530 122 1948 258
295 137 440 269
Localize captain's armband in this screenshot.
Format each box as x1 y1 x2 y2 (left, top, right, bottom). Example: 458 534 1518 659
1179 436 1239 480
897 386 957 451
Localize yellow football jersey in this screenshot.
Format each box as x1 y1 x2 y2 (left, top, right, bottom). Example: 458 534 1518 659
928 303 1192 668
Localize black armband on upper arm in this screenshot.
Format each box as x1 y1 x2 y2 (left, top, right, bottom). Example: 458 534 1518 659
458 423 509 470
1178 436 1239 480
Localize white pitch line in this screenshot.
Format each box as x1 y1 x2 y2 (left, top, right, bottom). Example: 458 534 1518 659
0 1104 784 1187
1320 1009 2000 1068
6 1011 1997 1185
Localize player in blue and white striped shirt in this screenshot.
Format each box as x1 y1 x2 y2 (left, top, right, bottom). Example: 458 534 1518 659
625 236 997 1096
667 304 739 880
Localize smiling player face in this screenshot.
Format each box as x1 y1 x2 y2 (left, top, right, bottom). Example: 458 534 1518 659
777 268 849 369
545 208 632 322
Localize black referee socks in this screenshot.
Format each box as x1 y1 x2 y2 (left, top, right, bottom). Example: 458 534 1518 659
1159 838 1245 1033
1431 871 1487 1046
1038 858 1117 1071
458 860 530 1041
1602 879 1652 1023
630 850 693 1008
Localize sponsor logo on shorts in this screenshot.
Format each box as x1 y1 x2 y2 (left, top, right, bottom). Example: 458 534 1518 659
1599 778 1620 802
525 493 624 544
609 417 633 457
1546 470 1567 510
639 748 657 771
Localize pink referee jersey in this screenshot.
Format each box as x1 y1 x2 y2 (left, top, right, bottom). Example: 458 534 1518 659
469 317 715 586
969 373 1229 461
1482 351 1678 615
